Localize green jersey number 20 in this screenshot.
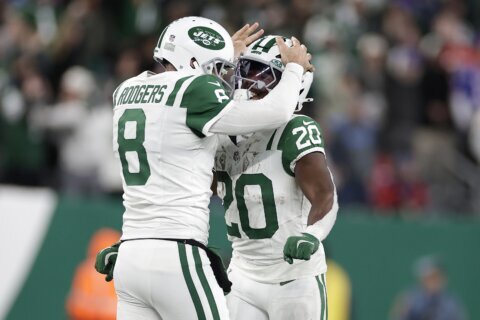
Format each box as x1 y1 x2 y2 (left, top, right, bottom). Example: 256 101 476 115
217 171 279 239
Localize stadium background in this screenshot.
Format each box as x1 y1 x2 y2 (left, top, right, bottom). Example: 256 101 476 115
1 0 479 319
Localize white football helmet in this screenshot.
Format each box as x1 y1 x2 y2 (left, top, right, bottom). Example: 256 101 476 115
234 35 313 111
154 16 235 88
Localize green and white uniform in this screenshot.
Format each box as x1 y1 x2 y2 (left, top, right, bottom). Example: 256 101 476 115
113 70 233 320
215 115 330 320
215 114 328 282
113 70 231 245
111 59 304 320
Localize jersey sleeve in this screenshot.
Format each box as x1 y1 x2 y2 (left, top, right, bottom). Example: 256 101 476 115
277 115 326 176
180 74 232 137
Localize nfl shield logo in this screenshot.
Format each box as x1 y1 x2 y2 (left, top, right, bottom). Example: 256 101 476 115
169 35 176 42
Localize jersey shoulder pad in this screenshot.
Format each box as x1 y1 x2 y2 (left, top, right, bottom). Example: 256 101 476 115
277 115 325 176
181 74 232 137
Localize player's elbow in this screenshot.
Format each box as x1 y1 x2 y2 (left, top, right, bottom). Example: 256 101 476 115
279 107 294 124
266 100 295 125
315 174 335 205
310 185 337 221
258 90 297 124
323 189 335 211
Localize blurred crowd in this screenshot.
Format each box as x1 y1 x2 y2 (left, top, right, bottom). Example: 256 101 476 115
0 0 479 215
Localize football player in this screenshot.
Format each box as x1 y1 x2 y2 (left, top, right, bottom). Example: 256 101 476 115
214 35 338 320
95 18 313 320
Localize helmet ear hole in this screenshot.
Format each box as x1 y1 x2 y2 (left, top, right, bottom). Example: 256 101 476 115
190 58 199 69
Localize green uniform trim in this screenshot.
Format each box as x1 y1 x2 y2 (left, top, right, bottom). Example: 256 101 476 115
181 74 231 137
192 246 220 320
266 129 277 151
322 273 328 319
316 275 326 320
251 36 278 53
112 80 128 107
279 279 295 286
156 26 169 50
166 75 194 106
178 243 206 320
277 115 325 177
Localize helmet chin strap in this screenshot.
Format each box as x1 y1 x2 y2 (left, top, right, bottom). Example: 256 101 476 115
296 97 314 112
296 71 314 112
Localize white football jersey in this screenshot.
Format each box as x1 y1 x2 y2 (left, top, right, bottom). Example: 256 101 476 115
215 115 328 283
113 70 232 244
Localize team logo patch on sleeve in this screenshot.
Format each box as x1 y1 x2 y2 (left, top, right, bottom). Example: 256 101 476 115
188 26 225 50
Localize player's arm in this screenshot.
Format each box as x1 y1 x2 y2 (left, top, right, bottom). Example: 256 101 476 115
284 154 338 263
94 242 120 281
296 153 338 239
281 117 338 264
209 37 313 135
184 38 313 137
209 63 303 135
211 172 218 196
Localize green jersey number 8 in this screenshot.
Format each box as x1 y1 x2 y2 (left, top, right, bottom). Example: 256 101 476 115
217 171 279 239
117 109 151 186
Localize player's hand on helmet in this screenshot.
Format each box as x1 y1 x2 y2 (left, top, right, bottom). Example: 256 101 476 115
276 36 315 73
94 242 120 282
232 22 264 58
283 233 320 264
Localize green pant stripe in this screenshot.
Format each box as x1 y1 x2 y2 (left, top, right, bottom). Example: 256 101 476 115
192 246 220 320
178 243 206 320
166 75 194 106
322 274 328 319
316 275 325 320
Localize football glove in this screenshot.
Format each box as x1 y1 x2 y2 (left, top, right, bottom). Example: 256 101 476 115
94 242 120 282
283 233 319 264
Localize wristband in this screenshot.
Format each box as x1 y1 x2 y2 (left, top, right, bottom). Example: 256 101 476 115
305 193 339 241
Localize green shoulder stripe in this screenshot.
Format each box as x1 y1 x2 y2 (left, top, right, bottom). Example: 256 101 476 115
112 80 128 107
277 115 325 176
166 75 194 106
266 129 277 151
180 74 231 137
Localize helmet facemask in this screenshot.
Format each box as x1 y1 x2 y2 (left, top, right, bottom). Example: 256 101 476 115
233 34 314 110
201 57 236 94
234 57 283 99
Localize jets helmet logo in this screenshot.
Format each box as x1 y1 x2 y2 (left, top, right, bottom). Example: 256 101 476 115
271 59 283 69
188 26 225 50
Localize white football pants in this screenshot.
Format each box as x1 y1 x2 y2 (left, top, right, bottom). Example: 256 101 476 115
114 239 229 320
226 267 328 320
